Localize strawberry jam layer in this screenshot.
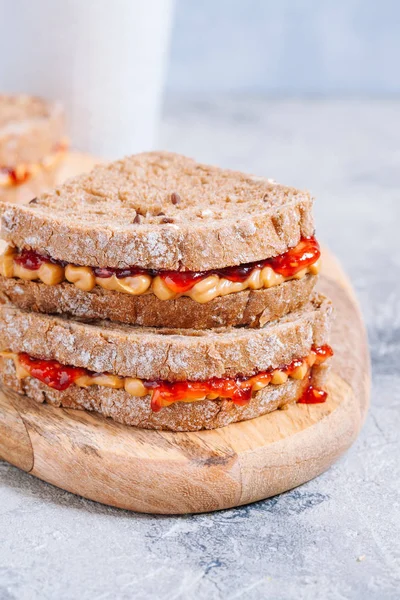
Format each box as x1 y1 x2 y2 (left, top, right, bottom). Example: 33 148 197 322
19 353 86 391
12 236 320 294
146 344 332 411
14 250 65 270
298 385 328 404
311 344 334 362
145 236 320 293
12 344 333 412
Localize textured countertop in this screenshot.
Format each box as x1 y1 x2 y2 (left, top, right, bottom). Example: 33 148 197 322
1 98 399 600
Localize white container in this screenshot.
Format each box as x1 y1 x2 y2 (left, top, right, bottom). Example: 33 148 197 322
0 0 174 158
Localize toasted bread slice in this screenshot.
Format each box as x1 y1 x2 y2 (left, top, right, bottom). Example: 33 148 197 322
0 151 313 271
0 272 317 329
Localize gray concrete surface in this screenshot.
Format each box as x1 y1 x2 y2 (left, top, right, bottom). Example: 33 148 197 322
1 99 399 599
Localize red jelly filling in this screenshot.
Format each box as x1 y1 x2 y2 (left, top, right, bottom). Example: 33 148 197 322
145 345 331 412
14 249 66 270
157 271 207 294
312 344 334 361
15 343 333 410
94 266 149 279
298 386 328 404
13 237 320 293
268 237 320 277
19 353 86 391
14 250 52 270
157 237 320 293
146 373 270 412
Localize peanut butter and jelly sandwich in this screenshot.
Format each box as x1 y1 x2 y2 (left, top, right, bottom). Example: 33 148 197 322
0 151 320 328
0 295 333 431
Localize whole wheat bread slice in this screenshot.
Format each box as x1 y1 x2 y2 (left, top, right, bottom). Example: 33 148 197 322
0 272 317 329
0 151 314 270
0 357 329 431
0 293 332 381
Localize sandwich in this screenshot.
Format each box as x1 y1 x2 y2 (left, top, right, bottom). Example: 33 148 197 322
0 151 320 329
0 295 333 431
0 94 67 204
0 151 334 433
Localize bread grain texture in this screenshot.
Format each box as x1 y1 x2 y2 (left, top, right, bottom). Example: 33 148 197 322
0 357 329 431
0 294 332 381
0 272 317 329
0 151 314 270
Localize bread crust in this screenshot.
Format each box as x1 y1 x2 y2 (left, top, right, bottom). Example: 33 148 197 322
0 294 332 381
0 151 314 270
0 273 317 329
0 357 329 431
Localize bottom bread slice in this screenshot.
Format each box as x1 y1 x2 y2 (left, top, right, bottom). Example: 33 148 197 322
0 357 328 431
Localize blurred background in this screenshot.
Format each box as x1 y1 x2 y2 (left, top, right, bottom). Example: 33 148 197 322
169 0 400 96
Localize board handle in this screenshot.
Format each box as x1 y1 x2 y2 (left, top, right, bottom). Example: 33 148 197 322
0 386 34 472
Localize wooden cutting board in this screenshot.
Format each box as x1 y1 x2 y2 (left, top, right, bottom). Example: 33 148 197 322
0 153 370 514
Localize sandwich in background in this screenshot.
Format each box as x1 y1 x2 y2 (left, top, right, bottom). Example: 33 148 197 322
0 95 67 204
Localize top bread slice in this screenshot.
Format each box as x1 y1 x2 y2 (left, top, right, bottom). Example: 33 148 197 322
0 151 314 270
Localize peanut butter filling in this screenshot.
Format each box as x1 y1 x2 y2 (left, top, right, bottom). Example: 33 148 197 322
0 140 68 187
0 350 318 406
0 245 321 304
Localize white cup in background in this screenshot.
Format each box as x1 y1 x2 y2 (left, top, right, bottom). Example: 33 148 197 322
0 0 174 158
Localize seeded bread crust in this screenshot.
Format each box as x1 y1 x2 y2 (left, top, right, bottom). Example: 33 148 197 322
0 95 64 167
0 273 317 329
0 357 328 431
0 294 332 381
0 152 314 270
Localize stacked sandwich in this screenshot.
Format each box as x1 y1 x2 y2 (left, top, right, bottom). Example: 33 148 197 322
0 152 333 431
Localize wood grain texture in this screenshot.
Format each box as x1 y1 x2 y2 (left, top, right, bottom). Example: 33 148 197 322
0 247 370 514
0 390 33 472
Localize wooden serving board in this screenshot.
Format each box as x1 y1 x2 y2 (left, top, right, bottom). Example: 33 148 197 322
0 249 370 514
0 154 370 514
